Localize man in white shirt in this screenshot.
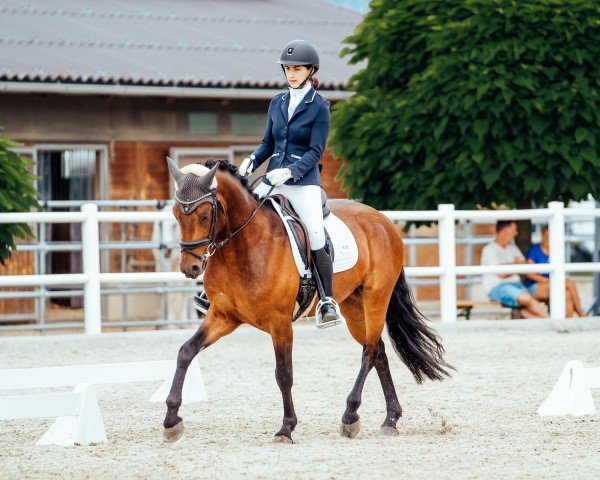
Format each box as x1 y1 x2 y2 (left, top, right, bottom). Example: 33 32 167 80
481 220 548 318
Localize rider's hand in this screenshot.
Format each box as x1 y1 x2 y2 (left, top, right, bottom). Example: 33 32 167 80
239 155 255 176
266 168 293 186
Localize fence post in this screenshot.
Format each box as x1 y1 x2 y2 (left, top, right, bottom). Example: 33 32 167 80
81 203 101 334
548 201 566 320
438 204 457 322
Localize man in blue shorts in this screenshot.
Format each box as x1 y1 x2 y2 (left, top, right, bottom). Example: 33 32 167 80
481 220 548 318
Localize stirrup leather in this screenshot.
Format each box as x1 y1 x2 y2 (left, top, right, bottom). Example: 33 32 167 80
315 298 345 329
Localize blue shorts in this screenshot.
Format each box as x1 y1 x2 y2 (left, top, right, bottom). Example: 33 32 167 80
488 282 534 308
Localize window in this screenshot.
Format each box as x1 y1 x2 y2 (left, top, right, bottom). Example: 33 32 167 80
230 113 266 136
188 112 218 135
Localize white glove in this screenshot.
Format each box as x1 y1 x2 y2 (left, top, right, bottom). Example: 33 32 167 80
266 168 293 186
239 156 254 176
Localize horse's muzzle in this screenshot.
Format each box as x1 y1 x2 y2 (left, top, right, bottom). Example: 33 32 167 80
182 263 202 279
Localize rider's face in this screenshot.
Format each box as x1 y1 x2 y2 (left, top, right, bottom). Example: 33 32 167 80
284 65 312 87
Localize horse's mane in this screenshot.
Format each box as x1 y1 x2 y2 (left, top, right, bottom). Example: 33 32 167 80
204 159 260 201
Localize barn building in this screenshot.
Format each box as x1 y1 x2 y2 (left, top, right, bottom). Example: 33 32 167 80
0 0 364 324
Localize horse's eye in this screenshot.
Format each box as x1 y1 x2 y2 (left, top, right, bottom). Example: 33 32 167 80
200 213 209 222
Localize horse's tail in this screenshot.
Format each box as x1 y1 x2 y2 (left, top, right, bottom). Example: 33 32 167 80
385 269 454 383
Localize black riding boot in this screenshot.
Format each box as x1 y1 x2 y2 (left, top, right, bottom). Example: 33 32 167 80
191 290 210 316
312 248 340 326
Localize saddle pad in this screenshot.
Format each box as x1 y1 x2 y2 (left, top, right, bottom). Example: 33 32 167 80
266 199 359 277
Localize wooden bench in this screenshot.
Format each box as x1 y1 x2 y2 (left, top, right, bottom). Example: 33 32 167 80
457 301 521 320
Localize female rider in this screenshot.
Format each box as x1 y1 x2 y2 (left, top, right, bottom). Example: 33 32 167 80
194 39 341 328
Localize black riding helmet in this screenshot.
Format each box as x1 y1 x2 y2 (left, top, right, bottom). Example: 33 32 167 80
277 39 320 89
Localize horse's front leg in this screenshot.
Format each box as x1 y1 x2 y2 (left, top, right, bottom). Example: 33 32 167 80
163 313 239 442
271 323 297 444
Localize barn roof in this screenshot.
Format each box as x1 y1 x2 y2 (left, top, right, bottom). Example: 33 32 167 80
0 0 363 92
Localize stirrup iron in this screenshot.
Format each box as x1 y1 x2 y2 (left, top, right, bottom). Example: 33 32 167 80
191 293 210 315
315 298 344 329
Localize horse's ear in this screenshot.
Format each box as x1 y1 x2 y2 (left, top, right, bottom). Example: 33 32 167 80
166 156 183 183
200 162 219 189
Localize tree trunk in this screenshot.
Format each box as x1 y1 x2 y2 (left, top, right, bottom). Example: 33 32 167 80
515 198 532 256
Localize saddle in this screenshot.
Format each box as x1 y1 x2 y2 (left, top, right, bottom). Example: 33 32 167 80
267 192 334 322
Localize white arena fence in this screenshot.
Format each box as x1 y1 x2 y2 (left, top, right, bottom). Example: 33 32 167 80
1 201 599 331
0 359 207 446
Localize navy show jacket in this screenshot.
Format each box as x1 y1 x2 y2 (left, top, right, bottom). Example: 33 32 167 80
251 87 330 187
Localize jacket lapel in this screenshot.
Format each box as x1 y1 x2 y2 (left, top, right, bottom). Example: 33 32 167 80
280 92 290 123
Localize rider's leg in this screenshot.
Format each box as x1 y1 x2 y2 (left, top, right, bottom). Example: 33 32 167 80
278 185 340 325
312 247 340 324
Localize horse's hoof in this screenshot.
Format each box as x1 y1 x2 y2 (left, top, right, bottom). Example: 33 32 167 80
380 426 399 436
163 421 184 443
273 435 294 444
340 419 361 438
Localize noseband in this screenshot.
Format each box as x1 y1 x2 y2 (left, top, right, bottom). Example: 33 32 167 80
177 190 220 263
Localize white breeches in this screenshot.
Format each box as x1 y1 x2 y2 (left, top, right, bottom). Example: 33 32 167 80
254 182 325 250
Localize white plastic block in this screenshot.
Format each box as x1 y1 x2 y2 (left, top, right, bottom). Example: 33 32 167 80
37 384 107 447
538 361 596 417
149 359 207 404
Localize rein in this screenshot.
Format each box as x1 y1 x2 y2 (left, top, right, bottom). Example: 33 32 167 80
180 175 274 268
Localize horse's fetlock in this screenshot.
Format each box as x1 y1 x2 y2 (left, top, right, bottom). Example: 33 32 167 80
283 415 298 429
346 396 361 412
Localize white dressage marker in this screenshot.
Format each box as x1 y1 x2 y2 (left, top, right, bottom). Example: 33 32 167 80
0 383 106 447
0 359 207 404
0 359 206 446
149 360 207 404
537 360 600 416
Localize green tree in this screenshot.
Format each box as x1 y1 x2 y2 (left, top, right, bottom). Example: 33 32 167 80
330 0 600 214
0 133 40 264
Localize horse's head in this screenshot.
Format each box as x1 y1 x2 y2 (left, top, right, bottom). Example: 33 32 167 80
167 156 219 279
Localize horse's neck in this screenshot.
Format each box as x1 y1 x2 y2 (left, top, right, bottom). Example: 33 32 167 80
217 174 260 240
208 174 283 288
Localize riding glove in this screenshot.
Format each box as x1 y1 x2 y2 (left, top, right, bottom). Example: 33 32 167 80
239 156 254 176
266 168 293 186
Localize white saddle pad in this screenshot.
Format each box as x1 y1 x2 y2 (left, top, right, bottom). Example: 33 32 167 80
266 199 359 277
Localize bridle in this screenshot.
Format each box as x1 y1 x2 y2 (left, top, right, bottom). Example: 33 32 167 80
177 189 220 264
177 172 274 270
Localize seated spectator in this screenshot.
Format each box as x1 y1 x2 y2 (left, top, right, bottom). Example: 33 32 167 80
481 220 548 318
524 225 585 317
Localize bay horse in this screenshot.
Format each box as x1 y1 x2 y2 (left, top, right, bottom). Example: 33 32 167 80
163 158 453 443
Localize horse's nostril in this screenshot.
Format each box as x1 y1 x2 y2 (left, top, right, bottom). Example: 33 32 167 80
191 265 200 275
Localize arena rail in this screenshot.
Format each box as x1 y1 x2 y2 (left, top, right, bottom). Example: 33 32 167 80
1 201 599 331
0 359 206 446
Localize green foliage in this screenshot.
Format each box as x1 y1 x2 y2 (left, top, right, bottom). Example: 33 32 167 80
0 132 40 264
330 0 600 211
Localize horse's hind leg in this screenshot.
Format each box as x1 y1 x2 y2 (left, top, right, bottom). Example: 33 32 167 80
340 342 378 438
163 314 239 442
340 290 391 438
373 338 402 435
